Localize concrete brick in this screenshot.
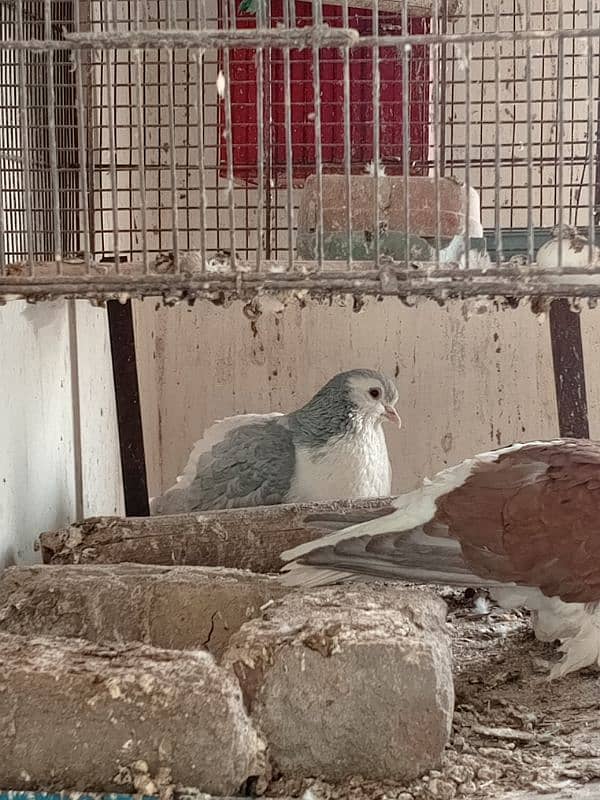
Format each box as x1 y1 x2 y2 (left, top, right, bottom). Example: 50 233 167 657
0 631 266 794
297 174 483 239
0 564 287 658
223 584 454 782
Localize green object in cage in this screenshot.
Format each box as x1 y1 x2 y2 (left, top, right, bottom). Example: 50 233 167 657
295 231 487 263
239 0 257 14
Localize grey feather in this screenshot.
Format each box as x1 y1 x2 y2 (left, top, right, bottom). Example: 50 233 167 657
152 419 295 513
298 528 486 585
151 368 399 515
281 513 502 589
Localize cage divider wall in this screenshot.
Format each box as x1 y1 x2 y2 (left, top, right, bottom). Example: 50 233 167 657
2 2 600 795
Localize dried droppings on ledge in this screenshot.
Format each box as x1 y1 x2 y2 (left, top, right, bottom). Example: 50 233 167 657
222 584 454 783
0 563 288 659
0 631 266 794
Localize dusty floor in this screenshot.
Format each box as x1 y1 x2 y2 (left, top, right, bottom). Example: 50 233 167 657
269 587 600 800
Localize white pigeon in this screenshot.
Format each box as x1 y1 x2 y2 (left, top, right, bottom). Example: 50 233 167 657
535 224 600 281
149 369 401 515
280 438 600 679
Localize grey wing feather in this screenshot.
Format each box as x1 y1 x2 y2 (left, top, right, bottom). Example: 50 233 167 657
297 529 486 585
153 420 296 513
282 509 499 588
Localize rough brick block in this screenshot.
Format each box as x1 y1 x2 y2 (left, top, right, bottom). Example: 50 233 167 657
0 632 266 794
223 585 454 782
297 174 483 239
0 564 287 658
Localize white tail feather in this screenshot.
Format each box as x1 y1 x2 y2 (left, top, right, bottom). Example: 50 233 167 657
492 586 600 679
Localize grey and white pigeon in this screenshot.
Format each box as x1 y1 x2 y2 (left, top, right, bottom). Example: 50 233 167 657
149 369 400 515
281 439 600 679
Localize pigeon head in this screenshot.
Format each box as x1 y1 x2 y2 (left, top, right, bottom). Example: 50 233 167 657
289 369 400 446
342 369 401 428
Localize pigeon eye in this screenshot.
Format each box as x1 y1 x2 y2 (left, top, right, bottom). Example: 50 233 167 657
368 388 381 399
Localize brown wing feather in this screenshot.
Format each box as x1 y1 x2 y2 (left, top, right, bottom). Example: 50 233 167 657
433 439 600 603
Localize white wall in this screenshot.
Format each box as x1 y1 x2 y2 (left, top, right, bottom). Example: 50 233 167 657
0 300 123 568
135 298 595 499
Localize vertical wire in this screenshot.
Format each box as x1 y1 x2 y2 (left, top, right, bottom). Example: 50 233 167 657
587 0 596 262
196 0 207 269
45 0 62 267
263 0 274 262
556 3 564 269
342 0 352 265
0 171 5 273
311 0 324 267
104 0 120 269
72 0 91 267
432 0 441 266
0 55 6 272
463 0 472 269
256 0 266 270
525 0 534 262
494 3 502 264
402 2 410 271
134 0 148 272
282 0 294 270
16 0 34 271
223 0 237 269
373 0 380 266
166 0 180 269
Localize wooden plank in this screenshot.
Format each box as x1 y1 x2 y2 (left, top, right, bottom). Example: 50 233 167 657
548 299 590 438
107 298 150 516
38 497 394 572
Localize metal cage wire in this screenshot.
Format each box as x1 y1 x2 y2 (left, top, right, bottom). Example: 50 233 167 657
0 0 599 301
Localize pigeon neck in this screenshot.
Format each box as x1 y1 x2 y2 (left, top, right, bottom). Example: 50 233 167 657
288 396 366 448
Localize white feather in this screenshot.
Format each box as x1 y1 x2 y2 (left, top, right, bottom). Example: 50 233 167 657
285 425 392 503
491 585 600 678
474 596 491 615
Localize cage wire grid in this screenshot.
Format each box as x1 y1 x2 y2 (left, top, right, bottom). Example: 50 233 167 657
0 0 600 301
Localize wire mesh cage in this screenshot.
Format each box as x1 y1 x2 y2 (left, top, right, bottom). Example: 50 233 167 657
0 0 599 301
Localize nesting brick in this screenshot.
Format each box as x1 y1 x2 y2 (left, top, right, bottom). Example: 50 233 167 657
0 564 287 658
0 632 266 794
297 174 483 239
223 584 454 782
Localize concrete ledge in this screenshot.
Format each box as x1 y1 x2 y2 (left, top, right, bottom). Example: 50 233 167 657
223 584 454 782
0 564 288 658
0 632 266 794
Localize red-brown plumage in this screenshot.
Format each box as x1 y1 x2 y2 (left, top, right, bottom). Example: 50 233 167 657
427 440 600 603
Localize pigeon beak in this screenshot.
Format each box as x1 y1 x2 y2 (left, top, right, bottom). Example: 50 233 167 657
383 406 402 428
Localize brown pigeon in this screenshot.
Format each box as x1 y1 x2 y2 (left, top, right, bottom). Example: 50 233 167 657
280 439 600 679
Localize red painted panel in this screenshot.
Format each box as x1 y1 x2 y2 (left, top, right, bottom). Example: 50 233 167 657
220 2 430 186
